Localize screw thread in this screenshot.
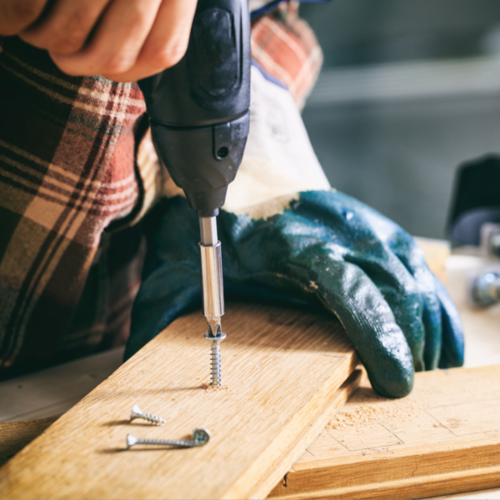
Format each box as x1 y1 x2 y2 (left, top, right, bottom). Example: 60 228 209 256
127 429 210 450
210 344 222 386
142 413 165 425
137 438 194 447
130 404 165 425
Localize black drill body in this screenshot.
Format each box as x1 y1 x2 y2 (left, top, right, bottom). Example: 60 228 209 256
138 0 251 386
138 0 251 217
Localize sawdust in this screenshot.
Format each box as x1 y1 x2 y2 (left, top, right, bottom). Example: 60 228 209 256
200 383 230 392
326 388 419 432
327 401 418 431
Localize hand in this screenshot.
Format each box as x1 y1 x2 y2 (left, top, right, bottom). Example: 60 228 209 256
126 191 464 399
126 66 464 399
0 0 198 81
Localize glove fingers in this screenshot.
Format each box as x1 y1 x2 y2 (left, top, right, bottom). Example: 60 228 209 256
420 274 443 370
434 277 465 368
384 233 448 370
342 251 426 370
219 202 425 380
278 191 429 370
314 260 415 398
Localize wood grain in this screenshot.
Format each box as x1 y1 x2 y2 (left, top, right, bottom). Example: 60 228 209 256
0 418 57 467
0 347 124 423
0 302 358 499
268 365 500 500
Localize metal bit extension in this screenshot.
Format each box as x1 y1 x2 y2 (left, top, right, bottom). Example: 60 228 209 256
126 429 210 449
199 216 226 386
130 404 165 425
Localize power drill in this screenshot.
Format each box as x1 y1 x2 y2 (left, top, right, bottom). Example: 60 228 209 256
138 0 251 386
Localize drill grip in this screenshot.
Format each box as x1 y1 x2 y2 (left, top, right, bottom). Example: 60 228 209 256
138 0 251 214
139 0 251 128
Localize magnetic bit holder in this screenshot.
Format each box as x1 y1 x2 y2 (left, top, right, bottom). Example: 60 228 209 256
126 429 211 449
199 215 226 387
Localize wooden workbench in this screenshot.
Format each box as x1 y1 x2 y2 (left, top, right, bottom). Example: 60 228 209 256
1 250 500 499
268 366 500 499
0 303 359 499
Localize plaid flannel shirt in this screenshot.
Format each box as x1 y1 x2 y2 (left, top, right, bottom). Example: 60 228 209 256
0 1 322 375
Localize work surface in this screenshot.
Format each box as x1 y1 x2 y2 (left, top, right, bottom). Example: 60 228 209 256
1 251 500 499
269 365 500 499
0 303 357 500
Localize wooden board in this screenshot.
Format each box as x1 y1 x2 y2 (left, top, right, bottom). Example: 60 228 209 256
0 347 124 423
0 418 57 467
268 365 500 500
0 374 361 471
0 302 358 499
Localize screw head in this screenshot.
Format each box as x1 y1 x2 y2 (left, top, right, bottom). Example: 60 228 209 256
130 404 143 421
193 428 210 445
127 434 138 449
204 331 226 345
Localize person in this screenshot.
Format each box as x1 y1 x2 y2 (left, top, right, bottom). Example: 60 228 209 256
0 0 464 396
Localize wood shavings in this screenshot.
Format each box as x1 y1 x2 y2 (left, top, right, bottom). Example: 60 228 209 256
199 383 230 392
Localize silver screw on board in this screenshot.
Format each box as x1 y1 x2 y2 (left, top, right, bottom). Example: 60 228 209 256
130 404 165 425
126 429 210 449
205 331 226 387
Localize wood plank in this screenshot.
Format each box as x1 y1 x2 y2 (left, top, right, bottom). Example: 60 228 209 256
0 347 124 423
268 365 500 500
0 418 57 467
0 302 358 500
0 374 361 471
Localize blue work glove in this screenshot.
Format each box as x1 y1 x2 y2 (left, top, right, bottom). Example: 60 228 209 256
127 66 464 398
126 190 464 398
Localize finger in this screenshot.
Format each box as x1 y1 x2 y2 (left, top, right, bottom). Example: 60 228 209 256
0 0 48 35
293 190 428 370
49 0 162 77
434 277 465 368
220 205 415 397
19 0 111 55
347 193 445 372
383 230 445 370
102 0 197 83
310 259 415 398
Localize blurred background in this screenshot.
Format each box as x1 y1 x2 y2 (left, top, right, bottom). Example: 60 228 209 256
300 0 500 239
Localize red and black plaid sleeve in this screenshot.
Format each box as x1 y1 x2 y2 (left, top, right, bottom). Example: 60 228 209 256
0 2 323 374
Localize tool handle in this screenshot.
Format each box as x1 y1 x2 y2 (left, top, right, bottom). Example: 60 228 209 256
138 0 251 214
139 0 251 128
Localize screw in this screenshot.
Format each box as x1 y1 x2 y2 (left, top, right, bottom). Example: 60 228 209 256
126 429 210 449
205 330 226 386
130 404 165 425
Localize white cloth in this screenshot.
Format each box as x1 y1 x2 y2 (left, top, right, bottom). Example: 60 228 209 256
224 65 330 215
